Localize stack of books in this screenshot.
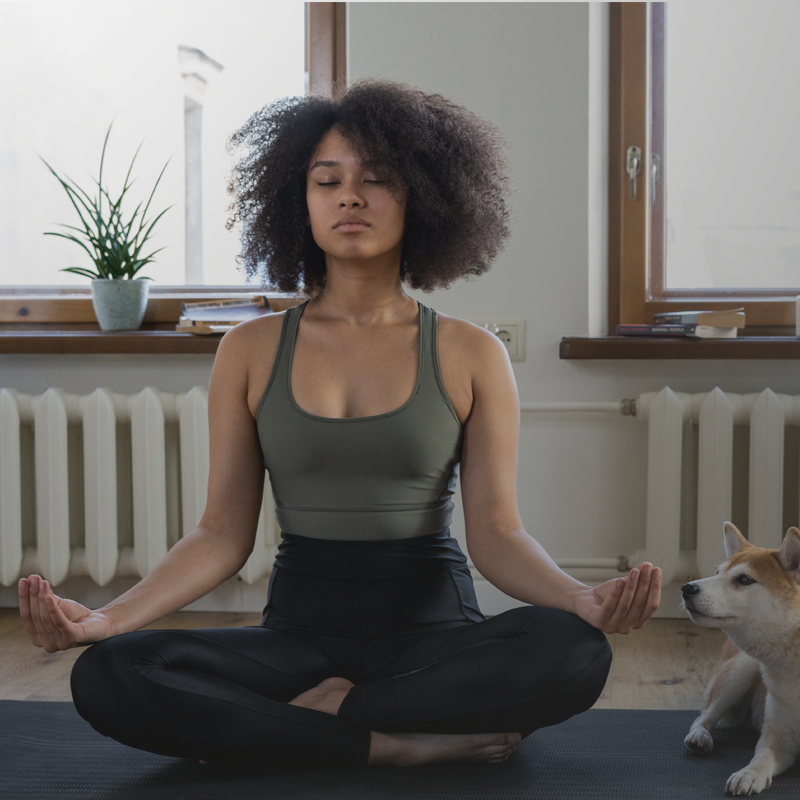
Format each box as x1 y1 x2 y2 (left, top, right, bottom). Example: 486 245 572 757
176 296 273 335
616 308 745 339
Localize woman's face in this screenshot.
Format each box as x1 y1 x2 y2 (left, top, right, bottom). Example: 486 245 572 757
306 127 406 265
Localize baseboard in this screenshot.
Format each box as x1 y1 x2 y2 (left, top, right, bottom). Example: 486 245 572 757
474 578 689 619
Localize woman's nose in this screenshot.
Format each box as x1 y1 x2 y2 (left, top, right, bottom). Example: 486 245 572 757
339 192 364 208
338 180 365 207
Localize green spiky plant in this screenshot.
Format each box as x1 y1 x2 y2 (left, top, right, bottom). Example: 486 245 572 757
38 122 172 281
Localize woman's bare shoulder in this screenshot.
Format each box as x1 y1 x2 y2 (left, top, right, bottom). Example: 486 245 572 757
436 311 509 369
220 312 288 420
433 311 510 426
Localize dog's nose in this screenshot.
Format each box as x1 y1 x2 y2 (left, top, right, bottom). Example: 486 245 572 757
681 582 700 599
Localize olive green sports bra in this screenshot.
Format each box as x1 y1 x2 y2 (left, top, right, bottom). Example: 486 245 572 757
256 300 464 541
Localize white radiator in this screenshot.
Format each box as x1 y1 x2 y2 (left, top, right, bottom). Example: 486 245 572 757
0 387 278 589
633 387 799 586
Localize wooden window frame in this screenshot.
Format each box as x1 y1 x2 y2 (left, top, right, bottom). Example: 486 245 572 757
609 2 796 335
0 2 346 335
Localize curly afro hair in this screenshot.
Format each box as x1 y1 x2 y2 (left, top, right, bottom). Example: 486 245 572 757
225 79 511 295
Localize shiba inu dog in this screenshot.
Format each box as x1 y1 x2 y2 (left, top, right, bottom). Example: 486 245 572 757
681 522 800 795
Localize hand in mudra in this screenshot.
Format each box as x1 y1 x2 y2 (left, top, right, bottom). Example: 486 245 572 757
572 562 662 635
19 575 115 652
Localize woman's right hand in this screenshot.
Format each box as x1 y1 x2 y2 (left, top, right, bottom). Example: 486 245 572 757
19 575 116 652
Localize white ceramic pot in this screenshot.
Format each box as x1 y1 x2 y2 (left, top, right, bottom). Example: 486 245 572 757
90 278 150 331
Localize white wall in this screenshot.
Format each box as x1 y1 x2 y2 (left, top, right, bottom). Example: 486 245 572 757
3 2 798 614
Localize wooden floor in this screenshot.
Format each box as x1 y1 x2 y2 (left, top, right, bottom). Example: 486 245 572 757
0 608 725 709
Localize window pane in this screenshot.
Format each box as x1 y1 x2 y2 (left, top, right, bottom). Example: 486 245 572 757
665 2 800 290
0 1 305 288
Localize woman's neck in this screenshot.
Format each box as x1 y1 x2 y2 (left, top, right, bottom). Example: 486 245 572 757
311 255 416 325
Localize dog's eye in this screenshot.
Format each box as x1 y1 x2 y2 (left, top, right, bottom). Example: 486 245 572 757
735 574 756 586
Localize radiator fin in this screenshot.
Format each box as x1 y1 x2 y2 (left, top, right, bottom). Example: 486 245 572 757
0 389 23 585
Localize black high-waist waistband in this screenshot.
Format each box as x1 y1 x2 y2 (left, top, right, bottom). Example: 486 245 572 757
274 527 469 580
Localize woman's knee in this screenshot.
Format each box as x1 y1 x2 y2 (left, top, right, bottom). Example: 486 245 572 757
541 609 611 711
70 632 153 735
502 608 610 733
552 608 610 670
514 606 611 696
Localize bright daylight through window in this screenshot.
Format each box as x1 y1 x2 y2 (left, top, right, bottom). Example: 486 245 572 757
665 3 800 291
0 1 305 289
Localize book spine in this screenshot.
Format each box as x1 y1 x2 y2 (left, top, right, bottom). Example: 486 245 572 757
616 324 693 336
178 317 242 328
182 296 267 313
652 313 698 325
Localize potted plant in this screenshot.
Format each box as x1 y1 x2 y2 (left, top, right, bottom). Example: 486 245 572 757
39 122 172 331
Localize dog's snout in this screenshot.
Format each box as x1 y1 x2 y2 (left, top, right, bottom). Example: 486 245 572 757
681 582 700 599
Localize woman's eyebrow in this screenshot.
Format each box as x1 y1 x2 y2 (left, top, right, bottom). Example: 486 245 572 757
309 160 339 171
308 159 384 171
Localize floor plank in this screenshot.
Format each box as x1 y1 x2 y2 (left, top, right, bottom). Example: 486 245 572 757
594 619 725 710
0 609 725 709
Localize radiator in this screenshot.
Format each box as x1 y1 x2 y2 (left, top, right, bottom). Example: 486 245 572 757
633 387 799 586
0 387 278 589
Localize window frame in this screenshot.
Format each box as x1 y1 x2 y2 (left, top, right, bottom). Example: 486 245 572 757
609 2 796 334
0 2 346 325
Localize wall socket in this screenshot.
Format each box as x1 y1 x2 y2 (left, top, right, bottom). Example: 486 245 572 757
467 318 526 361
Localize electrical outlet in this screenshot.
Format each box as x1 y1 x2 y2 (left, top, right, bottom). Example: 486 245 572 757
467 318 526 361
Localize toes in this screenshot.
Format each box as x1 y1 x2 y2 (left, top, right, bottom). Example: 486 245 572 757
481 733 520 761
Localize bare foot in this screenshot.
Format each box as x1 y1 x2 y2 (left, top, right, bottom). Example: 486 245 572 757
287 676 522 767
368 730 523 766
288 677 355 715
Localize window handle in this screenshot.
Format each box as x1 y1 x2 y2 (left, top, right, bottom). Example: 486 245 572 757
626 146 642 199
651 153 661 206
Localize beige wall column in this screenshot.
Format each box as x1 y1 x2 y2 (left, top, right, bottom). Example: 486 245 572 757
178 46 223 285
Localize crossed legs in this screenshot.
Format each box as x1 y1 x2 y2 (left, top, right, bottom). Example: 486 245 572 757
71 606 611 770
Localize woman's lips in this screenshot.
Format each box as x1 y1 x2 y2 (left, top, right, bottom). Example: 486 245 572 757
334 223 369 232
333 215 370 231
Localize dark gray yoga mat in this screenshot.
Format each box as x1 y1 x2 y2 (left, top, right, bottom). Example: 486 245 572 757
2 701 799 799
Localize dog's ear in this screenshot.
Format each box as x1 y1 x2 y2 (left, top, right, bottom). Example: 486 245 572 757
723 522 750 559
777 527 800 580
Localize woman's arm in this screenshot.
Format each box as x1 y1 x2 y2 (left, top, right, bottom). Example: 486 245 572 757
458 325 660 635
19 322 270 650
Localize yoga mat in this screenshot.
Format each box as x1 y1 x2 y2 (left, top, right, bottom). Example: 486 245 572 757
2 701 799 799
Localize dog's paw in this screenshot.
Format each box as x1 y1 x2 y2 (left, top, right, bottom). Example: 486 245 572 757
684 728 714 754
725 766 772 795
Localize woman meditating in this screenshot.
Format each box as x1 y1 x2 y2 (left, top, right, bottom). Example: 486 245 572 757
18 80 661 771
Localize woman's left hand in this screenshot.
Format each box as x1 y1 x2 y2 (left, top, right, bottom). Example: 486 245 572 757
572 562 662 635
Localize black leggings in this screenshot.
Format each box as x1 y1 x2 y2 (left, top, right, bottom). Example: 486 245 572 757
71 530 612 770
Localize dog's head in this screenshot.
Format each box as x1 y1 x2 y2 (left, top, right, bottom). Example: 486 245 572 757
680 522 800 632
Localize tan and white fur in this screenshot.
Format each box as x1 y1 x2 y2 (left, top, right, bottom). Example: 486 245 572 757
681 522 800 795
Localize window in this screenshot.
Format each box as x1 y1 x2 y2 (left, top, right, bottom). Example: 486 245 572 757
610 2 797 332
0 2 345 309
